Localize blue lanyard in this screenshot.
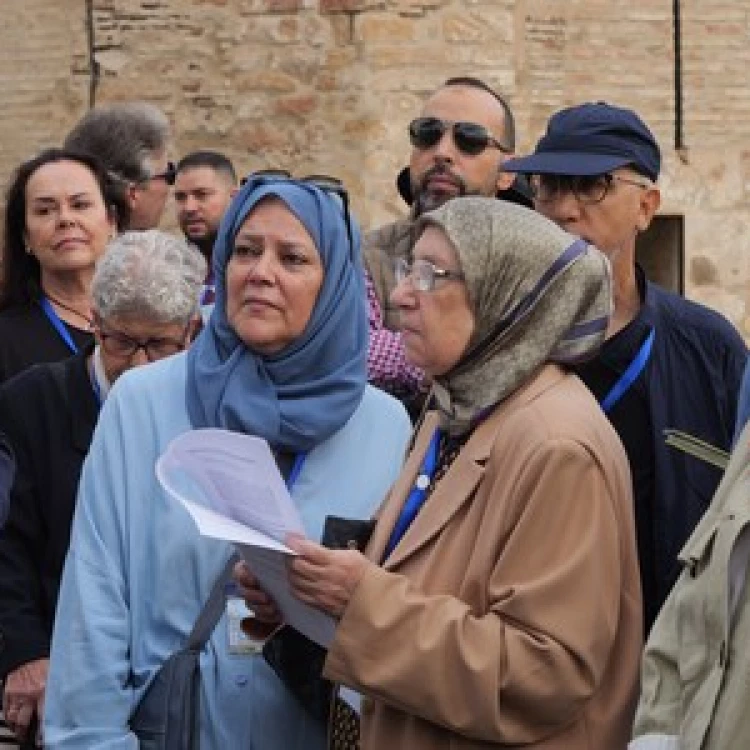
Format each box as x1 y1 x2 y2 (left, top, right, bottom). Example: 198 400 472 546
287 452 306 490
40 296 79 354
89 371 103 406
384 428 441 560
600 328 655 414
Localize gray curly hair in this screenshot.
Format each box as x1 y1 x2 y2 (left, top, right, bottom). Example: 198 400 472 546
92 230 206 324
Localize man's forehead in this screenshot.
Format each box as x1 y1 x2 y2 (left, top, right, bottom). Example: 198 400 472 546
175 165 230 189
421 85 506 128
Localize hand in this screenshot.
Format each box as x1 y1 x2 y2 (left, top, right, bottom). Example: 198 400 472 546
3 657 48 745
286 535 368 619
233 560 283 641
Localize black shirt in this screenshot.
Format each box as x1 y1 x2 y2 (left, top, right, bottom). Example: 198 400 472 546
0 302 92 385
575 317 658 632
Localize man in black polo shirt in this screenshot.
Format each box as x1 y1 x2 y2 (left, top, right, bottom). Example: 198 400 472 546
504 102 747 632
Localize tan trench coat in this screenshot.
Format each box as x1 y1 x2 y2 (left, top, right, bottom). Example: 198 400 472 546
325 365 643 749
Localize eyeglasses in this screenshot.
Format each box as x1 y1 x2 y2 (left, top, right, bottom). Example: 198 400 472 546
394 257 465 293
97 322 189 360
529 173 650 204
149 161 177 186
408 117 511 156
241 169 353 257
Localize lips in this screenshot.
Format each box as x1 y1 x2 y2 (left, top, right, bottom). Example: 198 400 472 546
243 297 279 312
425 175 460 192
54 237 86 250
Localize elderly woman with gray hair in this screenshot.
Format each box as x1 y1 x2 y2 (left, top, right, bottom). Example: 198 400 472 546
0 229 204 748
242 197 644 749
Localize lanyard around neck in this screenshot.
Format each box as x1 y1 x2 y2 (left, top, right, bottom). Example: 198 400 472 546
40 296 79 354
383 427 441 560
600 328 655 414
286 452 306 490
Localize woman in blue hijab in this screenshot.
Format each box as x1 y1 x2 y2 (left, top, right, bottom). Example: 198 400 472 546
43 175 412 750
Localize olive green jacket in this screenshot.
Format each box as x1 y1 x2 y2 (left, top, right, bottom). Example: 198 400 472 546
631 421 750 750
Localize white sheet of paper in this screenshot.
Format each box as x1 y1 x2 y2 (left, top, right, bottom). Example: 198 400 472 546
156 428 305 540
156 429 337 648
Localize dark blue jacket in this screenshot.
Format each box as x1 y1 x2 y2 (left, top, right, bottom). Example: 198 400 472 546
638 277 746 609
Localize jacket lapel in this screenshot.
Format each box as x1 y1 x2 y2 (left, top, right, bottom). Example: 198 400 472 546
372 364 570 570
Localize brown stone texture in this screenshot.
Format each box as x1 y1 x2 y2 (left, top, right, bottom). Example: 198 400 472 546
2 0 750 332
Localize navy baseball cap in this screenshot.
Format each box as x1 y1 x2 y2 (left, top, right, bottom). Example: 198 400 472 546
503 102 661 181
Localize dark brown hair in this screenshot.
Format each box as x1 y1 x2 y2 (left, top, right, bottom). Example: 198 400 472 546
0 148 128 309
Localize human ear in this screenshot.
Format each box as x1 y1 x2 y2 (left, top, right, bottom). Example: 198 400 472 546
636 186 661 232
495 154 516 193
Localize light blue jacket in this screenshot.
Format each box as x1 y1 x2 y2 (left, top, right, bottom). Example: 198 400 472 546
44 353 411 749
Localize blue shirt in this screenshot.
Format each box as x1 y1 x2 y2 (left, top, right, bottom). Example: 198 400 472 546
44 353 411 750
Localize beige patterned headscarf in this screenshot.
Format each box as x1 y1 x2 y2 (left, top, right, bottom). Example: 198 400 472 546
417 197 612 435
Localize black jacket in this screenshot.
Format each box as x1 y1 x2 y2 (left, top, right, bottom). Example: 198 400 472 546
0 346 98 679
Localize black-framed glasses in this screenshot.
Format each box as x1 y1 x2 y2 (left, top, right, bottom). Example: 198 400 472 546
149 161 177 186
241 169 353 256
394 257 465 293
529 173 650 204
409 117 511 156
97 322 189 360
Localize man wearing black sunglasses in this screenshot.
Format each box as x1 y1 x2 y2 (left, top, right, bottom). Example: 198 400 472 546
503 102 747 635
364 77 522 415
64 101 173 230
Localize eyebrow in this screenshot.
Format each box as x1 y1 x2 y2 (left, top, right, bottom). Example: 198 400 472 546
234 232 313 253
30 191 95 204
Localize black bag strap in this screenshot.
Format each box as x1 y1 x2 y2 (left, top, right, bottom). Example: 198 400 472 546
186 552 239 651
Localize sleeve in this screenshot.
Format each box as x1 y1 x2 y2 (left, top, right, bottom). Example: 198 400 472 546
43 391 139 750
0 391 49 679
630 580 685 744
325 438 629 743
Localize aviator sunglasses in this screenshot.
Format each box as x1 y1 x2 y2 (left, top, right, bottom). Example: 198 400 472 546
409 116 511 156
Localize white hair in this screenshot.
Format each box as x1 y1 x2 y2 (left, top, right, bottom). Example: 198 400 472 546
92 230 206 323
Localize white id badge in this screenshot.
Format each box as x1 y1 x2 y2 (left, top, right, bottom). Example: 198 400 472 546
226 595 263 655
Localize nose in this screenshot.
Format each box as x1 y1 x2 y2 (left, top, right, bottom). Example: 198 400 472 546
432 127 459 163
535 190 583 227
246 252 275 284
390 274 417 310
130 346 150 366
57 203 76 226
183 195 200 213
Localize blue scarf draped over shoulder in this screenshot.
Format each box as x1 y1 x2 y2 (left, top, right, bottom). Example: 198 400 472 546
186 177 367 452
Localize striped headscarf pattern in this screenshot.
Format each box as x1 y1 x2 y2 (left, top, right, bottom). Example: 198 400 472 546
417 197 612 435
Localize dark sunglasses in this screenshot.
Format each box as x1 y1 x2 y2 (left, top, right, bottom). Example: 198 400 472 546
149 161 177 186
408 117 511 156
240 169 353 257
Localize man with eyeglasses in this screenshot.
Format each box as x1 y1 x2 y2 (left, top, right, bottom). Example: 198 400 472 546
503 101 747 633
64 101 174 230
364 76 525 416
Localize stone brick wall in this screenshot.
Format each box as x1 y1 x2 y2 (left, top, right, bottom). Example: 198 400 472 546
3 0 750 331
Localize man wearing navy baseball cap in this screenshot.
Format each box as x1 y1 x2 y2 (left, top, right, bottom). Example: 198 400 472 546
505 102 747 634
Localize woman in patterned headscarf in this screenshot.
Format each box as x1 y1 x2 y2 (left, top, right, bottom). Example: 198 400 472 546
261 197 643 749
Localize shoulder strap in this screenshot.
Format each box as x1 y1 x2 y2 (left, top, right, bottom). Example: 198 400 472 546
186 552 239 651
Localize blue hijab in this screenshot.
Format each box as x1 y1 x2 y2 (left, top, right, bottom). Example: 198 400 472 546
186 176 367 452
